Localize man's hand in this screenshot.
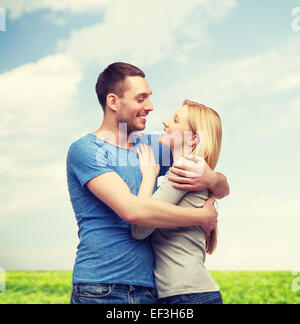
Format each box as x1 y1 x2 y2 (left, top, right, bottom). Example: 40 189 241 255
168 155 214 191
200 194 218 236
168 155 230 199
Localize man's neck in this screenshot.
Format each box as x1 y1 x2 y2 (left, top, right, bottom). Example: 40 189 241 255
92 121 134 150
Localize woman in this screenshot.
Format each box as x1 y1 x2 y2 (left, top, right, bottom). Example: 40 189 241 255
131 100 223 304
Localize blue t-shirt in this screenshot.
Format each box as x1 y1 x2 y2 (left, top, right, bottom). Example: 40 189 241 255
66 133 172 287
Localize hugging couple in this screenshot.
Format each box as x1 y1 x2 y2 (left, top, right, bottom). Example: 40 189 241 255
67 62 230 305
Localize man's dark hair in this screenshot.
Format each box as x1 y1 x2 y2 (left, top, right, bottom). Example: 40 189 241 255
95 62 146 111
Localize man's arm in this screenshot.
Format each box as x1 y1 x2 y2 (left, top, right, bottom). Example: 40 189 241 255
167 156 230 200
86 171 218 234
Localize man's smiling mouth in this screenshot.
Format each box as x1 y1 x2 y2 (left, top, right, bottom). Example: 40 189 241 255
137 114 148 123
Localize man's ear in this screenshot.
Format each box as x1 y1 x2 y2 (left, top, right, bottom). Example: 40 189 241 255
106 93 120 112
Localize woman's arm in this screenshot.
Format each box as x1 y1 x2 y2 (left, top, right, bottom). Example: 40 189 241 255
131 144 159 240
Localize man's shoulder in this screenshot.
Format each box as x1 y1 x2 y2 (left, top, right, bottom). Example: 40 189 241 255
67 134 107 166
68 134 91 156
67 133 113 174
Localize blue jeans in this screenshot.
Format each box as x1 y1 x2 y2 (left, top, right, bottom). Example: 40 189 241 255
70 283 158 304
159 291 223 304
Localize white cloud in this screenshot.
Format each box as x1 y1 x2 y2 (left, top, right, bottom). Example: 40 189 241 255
0 0 107 19
0 53 82 137
58 0 237 67
0 169 68 215
154 37 300 138
0 155 65 181
169 41 300 106
2 0 298 272
0 1 239 272
279 97 300 129
206 192 300 270
0 54 83 240
0 244 78 270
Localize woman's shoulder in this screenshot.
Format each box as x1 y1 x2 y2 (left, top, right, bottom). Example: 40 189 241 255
175 156 197 167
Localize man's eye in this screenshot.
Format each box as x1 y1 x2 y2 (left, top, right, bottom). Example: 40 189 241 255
138 99 144 103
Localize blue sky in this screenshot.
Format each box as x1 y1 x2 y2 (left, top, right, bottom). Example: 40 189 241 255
0 0 300 271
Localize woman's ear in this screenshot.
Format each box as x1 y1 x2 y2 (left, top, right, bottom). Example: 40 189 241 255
185 132 200 147
192 133 201 147
193 131 205 157
106 93 120 112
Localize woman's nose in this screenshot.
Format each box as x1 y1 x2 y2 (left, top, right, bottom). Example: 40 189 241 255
163 120 168 127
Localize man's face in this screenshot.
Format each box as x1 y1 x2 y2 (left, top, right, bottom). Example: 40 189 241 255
118 76 154 133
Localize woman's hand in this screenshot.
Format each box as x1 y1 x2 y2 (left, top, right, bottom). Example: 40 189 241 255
137 144 160 181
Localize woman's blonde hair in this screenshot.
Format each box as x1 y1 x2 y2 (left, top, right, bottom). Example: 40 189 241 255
183 99 223 254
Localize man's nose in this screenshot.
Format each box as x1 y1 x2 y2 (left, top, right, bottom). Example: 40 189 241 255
163 120 168 127
144 99 154 111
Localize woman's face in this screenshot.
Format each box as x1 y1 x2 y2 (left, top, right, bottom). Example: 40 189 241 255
159 105 194 151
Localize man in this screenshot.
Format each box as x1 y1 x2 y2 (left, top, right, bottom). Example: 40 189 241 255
67 62 230 304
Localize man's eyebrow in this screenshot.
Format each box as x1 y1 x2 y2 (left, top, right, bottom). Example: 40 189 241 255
135 92 153 98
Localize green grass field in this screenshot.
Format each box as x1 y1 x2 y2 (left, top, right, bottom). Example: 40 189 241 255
0 271 299 304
